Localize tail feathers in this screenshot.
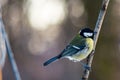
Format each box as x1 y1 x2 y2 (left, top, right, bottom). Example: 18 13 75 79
43 55 60 66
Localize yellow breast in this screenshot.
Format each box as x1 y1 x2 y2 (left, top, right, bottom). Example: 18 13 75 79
86 38 94 52
71 38 94 61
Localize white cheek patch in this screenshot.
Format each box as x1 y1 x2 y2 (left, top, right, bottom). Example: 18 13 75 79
83 32 93 37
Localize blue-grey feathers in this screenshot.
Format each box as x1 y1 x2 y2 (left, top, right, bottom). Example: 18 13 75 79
43 45 83 66
43 55 59 66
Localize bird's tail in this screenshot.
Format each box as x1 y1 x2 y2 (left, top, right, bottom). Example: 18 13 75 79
43 55 60 66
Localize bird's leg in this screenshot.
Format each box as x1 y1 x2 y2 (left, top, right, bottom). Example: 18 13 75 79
80 62 91 71
81 50 95 70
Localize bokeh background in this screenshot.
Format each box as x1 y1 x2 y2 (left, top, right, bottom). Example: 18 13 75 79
1 0 120 80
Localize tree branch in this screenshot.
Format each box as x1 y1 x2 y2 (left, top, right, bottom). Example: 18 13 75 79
0 8 6 69
0 5 6 80
81 0 110 80
0 6 21 80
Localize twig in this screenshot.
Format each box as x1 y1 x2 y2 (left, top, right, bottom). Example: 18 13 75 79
0 5 6 80
0 6 21 80
0 9 6 68
81 0 110 80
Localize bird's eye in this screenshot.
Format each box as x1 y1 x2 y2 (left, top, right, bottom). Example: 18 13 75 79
83 32 93 37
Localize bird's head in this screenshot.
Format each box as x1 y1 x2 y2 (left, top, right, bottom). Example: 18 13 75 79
80 28 94 39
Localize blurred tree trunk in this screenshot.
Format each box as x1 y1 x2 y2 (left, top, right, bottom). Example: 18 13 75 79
111 0 120 79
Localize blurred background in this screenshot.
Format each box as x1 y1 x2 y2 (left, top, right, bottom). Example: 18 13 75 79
1 0 120 80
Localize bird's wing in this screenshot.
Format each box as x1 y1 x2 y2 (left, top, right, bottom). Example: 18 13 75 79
60 42 86 57
59 45 79 57
59 34 86 58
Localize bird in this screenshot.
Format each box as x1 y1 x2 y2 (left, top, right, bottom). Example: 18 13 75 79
43 28 94 69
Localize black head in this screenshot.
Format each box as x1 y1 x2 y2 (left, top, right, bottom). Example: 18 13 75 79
80 28 94 39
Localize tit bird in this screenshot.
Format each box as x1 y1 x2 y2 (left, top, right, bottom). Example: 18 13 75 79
43 28 94 69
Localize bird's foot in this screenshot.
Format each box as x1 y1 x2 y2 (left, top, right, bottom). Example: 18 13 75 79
80 62 91 71
84 65 91 71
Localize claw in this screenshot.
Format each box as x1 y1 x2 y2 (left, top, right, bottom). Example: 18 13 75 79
80 62 91 71
84 65 91 71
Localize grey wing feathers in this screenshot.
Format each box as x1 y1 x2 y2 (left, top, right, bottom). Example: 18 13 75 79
60 44 86 57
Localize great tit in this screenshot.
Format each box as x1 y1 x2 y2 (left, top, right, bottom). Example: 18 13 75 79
43 28 94 68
